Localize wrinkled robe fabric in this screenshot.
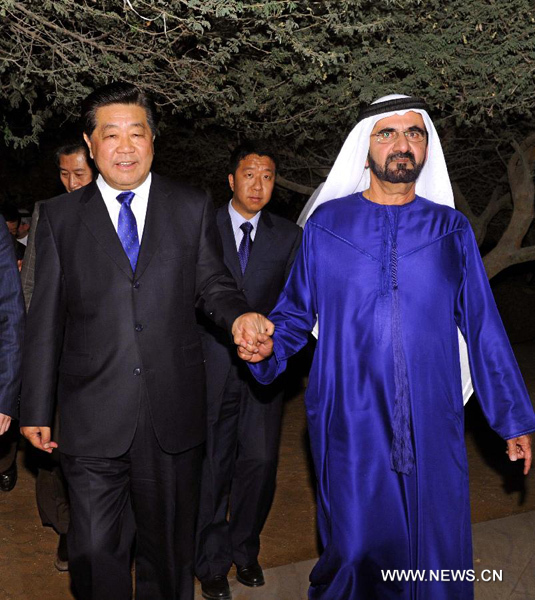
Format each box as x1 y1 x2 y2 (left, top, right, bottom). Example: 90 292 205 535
250 193 535 600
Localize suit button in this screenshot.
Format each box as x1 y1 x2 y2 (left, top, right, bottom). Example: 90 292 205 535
135 324 143 332
133 281 140 289
133 368 141 376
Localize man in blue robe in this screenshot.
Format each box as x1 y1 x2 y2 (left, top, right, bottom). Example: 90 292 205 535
241 95 535 599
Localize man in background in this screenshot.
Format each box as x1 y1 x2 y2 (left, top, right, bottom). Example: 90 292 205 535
21 139 94 309
0 205 26 264
0 215 24 492
16 210 31 247
196 141 302 600
0 205 25 492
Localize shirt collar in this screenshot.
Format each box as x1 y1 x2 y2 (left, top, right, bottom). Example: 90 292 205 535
228 199 262 234
96 172 152 203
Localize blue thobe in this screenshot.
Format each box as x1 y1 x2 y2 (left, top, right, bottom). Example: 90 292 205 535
250 192 535 600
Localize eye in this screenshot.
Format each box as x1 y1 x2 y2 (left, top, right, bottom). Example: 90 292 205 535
381 131 393 139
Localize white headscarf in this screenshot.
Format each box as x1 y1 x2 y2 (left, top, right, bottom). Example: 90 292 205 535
298 94 473 404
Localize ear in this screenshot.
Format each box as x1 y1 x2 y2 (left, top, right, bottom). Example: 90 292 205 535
83 133 94 159
228 173 235 192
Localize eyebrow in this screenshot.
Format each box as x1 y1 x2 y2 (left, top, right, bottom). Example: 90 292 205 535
242 167 275 173
375 126 426 134
101 122 147 131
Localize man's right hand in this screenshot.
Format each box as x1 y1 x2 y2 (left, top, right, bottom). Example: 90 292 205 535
0 413 12 436
21 427 58 453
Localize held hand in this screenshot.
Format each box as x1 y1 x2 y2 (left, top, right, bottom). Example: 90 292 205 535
506 435 532 475
0 413 12 436
232 312 275 354
238 336 274 363
21 426 58 454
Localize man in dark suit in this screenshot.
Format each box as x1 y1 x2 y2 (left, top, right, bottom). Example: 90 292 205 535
20 83 272 600
196 142 302 600
22 138 95 310
0 210 24 493
0 216 24 485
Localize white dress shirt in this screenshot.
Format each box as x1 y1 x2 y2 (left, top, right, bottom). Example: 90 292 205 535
97 173 152 241
228 200 261 251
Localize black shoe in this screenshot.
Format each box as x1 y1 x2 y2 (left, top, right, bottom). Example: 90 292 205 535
236 562 265 587
0 462 17 492
54 534 69 572
201 575 232 600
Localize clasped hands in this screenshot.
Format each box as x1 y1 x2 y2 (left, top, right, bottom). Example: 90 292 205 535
232 312 274 363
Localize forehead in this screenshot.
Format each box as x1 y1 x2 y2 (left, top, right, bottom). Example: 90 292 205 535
371 111 425 133
238 154 275 170
94 103 149 127
59 151 88 168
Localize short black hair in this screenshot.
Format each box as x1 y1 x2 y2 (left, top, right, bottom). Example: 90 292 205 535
54 139 91 168
0 205 20 227
81 82 158 138
229 140 278 176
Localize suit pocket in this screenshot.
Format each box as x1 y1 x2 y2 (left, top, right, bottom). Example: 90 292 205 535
58 352 94 377
181 342 205 367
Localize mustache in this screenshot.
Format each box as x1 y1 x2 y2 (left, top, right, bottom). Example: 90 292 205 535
386 152 416 168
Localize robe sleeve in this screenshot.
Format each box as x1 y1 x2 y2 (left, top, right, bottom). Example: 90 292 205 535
456 224 535 440
249 223 317 384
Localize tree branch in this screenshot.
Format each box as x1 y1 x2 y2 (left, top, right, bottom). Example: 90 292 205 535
276 174 315 196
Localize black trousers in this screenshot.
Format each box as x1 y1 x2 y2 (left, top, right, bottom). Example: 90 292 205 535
0 422 18 472
61 396 203 600
36 408 70 534
195 365 283 581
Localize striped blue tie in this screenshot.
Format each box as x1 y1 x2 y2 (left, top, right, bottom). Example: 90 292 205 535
238 221 253 274
116 191 139 271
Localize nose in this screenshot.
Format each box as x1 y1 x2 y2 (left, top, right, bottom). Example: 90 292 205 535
69 175 79 191
392 133 410 152
117 134 135 153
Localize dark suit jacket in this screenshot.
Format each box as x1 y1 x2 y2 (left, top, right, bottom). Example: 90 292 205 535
200 207 302 406
20 175 250 457
20 200 43 311
0 217 25 417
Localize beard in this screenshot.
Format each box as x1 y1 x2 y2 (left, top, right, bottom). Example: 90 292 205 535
368 151 425 184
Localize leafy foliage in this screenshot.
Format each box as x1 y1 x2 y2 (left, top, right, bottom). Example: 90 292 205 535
1 0 534 210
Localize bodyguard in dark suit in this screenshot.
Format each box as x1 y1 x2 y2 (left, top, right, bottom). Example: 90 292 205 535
19 84 273 600
0 215 24 463
196 142 302 600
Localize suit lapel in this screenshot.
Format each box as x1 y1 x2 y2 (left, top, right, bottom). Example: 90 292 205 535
217 208 242 283
77 182 133 278
242 211 275 284
134 174 177 280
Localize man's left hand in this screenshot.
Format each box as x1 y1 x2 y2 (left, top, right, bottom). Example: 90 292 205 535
232 312 274 354
238 336 274 363
0 413 12 436
506 435 532 475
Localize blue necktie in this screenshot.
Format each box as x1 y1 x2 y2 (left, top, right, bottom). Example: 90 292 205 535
238 222 253 274
116 191 139 271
